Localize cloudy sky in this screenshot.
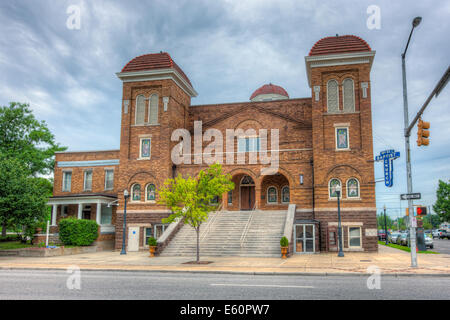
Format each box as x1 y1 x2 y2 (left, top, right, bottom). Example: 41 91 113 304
0 0 449 219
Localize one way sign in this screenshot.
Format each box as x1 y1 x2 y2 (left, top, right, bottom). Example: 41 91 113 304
400 193 421 200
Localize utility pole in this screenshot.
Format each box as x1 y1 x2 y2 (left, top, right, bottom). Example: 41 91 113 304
401 16 422 267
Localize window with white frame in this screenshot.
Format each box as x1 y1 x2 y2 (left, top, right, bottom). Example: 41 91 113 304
135 95 146 125
146 184 156 201
144 227 153 246
335 127 349 150
100 205 112 225
148 94 159 125
62 171 72 192
84 170 93 191
327 79 339 113
267 186 278 203
140 138 151 159
348 227 362 248
238 137 260 152
329 178 341 198
105 169 114 190
343 78 355 112
131 184 141 201
347 178 360 198
281 186 290 203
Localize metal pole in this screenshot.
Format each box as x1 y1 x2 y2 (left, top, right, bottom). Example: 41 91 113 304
402 52 418 268
120 195 128 255
384 206 388 245
337 191 344 257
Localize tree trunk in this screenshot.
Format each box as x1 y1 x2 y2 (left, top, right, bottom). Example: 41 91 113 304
196 226 200 263
1 222 6 237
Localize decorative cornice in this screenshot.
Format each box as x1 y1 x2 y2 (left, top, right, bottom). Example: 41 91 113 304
116 68 198 97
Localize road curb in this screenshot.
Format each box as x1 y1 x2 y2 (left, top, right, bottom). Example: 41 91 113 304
1 266 449 277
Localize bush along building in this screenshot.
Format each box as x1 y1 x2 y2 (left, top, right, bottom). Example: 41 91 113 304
47 35 378 256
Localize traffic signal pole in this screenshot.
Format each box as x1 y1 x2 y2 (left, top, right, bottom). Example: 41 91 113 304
401 50 418 267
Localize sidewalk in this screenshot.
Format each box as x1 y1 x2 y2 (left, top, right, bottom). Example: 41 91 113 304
0 245 449 276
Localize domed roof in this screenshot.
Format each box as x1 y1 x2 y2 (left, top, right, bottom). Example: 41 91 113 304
309 35 371 56
121 52 192 86
250 83 289 101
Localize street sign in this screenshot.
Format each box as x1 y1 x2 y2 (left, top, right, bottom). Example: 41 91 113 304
375 150 400 187
400 193 421 200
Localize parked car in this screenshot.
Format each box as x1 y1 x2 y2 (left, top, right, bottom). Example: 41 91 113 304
399 233 409 246
432 229 440 238
438 229 448 239
424 233 434 249
378 230 390 241
389 232 401 244
442 230 450 240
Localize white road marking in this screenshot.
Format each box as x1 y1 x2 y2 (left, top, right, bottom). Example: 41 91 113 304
210 283 314 289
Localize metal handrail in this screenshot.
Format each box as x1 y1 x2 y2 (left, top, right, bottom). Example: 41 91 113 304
200 204 223 242
240 205 256 247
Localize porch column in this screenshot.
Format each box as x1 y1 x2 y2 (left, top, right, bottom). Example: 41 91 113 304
51 204 58 226
78 203 83 219
96 202 102 225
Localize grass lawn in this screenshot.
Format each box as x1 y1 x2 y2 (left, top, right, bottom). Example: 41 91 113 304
0 241 34 250
378 241 438 254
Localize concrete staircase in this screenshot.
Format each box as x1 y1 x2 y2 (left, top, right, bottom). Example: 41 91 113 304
160 210 287 257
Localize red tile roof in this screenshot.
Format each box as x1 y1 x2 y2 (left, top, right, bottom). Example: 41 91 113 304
309 35 371 56
250 83 289 100
121 52 192 86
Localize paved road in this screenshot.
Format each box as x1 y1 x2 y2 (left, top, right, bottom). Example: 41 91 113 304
0 269 449 300
432 239 450 255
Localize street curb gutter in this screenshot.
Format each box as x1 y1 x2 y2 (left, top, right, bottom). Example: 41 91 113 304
1 266 449 277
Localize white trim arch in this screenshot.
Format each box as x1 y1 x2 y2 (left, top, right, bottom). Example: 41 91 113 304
267 186 278 204
145 183 157 202
148 94 159 125
135 95 146 125
343 78 355 112
346 177 360 199
131 183 142 202
328 178 342 199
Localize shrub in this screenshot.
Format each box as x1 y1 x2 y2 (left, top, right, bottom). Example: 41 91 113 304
0 235 20 242
59 218 99 246
280 236 289 247
148 237 157 247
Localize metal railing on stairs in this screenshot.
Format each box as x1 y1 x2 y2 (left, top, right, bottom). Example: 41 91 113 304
200 204 223 242
240 204 257 248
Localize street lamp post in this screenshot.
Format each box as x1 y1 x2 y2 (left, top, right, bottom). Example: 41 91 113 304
384 205 388 245
401 16 422 268
120 189 130 255
336 185 344 257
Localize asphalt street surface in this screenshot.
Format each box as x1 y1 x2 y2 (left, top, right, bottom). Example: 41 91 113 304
0 269 449 300
432 239 450 255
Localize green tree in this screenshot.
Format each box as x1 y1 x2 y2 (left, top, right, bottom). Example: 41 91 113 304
0 102 64 236
433 180 450 223
0 102 66 176
159 164 234 263
0 158 50 242
377 213 394 230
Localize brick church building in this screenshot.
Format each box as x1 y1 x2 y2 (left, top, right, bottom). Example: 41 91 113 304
48 35 378 255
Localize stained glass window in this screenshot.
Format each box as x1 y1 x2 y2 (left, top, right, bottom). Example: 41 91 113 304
336 128 349 150
347 178 359 198
132 184 141 201
343 78 355 112
327 80 339 113
135 95 146 125
146 184 156 201
241 175 254 185
329 179 341 198
149 94 159 125
282 186 290 203
140 138 151 158
268 187 277 203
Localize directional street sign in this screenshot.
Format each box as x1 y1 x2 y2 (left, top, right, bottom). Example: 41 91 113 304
400 193 421 200
375 150 400 187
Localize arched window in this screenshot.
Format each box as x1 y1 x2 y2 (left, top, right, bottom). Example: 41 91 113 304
343 78 355 112
135 95 146 125
347 178 360 198
267 186 278 203
146 184 156 201
329 179 341 198
148 94 159 125
131 184 141 201
327 79 339 113
281 186 290 203
241 175 255 186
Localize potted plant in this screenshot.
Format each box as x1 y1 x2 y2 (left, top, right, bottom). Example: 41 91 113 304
148 237 158 257
280 236 289 259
